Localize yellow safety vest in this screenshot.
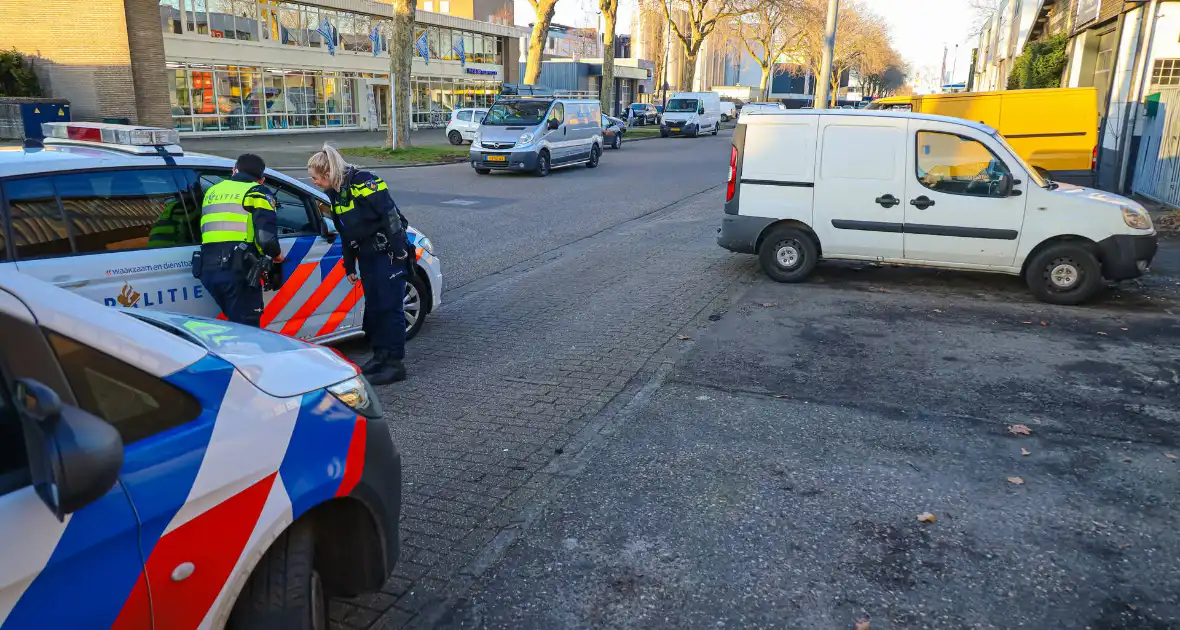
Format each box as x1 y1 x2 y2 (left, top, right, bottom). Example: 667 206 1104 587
200 179 266 246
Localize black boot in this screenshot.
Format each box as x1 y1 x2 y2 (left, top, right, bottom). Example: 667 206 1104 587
359 350 386 376
367 359 407 386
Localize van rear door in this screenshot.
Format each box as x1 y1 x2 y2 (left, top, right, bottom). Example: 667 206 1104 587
812 115 908 260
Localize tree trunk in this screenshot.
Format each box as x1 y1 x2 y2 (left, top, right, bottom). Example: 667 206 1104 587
599 3 618 115
759 66 770 99
387 0 416 148
681 51 697 92
524 0 559 85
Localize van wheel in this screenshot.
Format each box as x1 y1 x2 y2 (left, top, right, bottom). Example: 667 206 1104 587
587 145 600 168
712 125 718 136
759 227 819 283
228 519 325 630
448 131 463 145
1024 243 1102 305
535 151 551 177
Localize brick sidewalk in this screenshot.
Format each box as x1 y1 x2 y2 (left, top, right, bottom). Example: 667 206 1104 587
329 190 754 629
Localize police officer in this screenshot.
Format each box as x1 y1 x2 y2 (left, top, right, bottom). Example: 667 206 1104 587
307 144 409 385
198 154 283 327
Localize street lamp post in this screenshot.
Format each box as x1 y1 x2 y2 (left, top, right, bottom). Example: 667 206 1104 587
662 13 671 107
812 0 839 109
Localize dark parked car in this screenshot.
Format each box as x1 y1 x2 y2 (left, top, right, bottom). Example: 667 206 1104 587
627 103 659 125
602 114 626 149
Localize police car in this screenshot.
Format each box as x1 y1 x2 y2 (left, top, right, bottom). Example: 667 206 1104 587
0 122 441 341
0 266 400 629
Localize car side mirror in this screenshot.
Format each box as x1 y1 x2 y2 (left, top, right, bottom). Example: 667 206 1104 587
320 216 338 242
15 379 124 521
548 118 560 130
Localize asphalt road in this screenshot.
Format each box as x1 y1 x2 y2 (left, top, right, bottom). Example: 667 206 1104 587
326 130 1180 630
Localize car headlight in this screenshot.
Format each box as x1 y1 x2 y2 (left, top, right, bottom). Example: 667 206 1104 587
518 132 534 145
1122 206 1153 230
327 376 383 419
417 236 434 255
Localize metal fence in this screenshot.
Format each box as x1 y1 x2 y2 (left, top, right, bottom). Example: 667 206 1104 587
1132 87 1180 208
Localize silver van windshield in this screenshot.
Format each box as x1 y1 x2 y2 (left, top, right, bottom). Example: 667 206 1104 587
485 102 549 125
666 98 698 112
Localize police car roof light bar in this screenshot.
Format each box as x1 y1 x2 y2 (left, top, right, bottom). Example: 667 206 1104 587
41 122 181 148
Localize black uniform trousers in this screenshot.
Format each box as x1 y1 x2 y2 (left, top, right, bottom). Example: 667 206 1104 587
357 249 406 361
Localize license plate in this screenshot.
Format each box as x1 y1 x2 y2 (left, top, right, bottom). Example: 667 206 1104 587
671 127 681 132
486 155 507 162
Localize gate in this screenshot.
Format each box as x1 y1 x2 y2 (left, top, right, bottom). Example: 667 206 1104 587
1132 88 1180 208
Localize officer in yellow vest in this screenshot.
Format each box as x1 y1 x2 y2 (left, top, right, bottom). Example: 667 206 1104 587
198 154 284 327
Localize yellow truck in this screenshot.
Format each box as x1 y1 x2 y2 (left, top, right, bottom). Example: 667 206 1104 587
866 88 1099 187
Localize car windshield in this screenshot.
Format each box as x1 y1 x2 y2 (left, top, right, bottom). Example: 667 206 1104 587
992 131 1047 188
630 104 646 110
484 101 550 125
666 98 699 113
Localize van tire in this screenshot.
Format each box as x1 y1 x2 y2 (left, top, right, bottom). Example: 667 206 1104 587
448 131 463 145
587 145 600 168
228 519 326 630
474 168 491 175
759 227 819 283
1024 243 1102 305
711 124 718 136
535 151 551 177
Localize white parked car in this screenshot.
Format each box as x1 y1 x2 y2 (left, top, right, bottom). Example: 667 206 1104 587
720 101 738 122
447 107 489 145
718 110 1158 305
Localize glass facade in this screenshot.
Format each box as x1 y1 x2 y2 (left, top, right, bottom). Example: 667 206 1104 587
159 0 506 133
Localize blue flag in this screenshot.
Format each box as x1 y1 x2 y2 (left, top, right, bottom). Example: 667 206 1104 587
369 26 381 56
415 30 430 65
316 17 336 55
452 37 466 67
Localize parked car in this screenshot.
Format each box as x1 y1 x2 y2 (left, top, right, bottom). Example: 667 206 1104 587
471 97 603 176
602 114 626 149
447 107 489 145
718 110 1157 305
720 101 738 122
627 103 659 125
0 265 402 629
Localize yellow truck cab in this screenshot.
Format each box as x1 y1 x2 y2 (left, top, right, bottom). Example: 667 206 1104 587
867 88 1098 187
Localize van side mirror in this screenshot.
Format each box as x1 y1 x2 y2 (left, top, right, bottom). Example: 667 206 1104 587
698 107 705 114
319 216 338 243
15 379 124 521
996 173 1021 197
548 118 560 130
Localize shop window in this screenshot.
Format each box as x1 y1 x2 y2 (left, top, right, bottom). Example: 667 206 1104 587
1151 58 1180 87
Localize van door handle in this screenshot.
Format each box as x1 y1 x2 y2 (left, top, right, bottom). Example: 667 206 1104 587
875 194 899 208
910 196 935 210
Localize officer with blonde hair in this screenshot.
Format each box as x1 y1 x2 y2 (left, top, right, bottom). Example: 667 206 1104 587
307 144 411 385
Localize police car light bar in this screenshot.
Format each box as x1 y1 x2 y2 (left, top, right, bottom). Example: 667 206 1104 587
41 122 180 147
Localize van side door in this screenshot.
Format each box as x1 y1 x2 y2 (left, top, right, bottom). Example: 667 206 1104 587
903 120 1028 267
812 115 908 260
546 102 568 163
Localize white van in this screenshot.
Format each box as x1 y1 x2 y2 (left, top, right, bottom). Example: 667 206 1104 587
718 110 1158 305
661 92 721 138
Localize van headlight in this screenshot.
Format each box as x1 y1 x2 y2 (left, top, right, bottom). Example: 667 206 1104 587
473 131 481 147
1122 206 1153 230
518 132 534 146
327 376 383 419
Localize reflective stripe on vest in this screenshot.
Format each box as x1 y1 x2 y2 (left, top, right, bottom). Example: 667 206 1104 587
333 177 388 215
201 180 257 245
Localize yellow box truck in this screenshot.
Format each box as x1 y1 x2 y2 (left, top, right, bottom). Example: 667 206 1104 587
866 88 1099 187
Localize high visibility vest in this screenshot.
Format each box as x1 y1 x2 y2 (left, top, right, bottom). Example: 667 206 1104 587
200 179 261 246
331 177 388 216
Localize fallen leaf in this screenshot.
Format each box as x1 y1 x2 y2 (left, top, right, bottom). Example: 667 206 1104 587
1040 321 1048 326
774 394 791 399
1008 424 1033 436
1021 321 1034 325
917 512 936 523
677 335 692 341
1096 331 1108 336
854 620 871 630
1166 453 1177 460
1021 448 1031 456
1007 476 1024 485
760 302 777 308
1127 603 1138 611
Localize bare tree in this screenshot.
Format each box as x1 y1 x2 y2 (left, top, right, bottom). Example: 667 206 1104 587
657 0 750 91
795 0 889 106
600 0 620 113
387 0 416 148
524 0 562 84
638 0 669 101
735 0 803 98
968 0 1004 37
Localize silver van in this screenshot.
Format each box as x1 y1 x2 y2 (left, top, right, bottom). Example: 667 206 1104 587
469 97 603 177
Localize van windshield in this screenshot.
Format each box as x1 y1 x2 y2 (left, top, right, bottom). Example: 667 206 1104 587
484 101 549 125
665 98 699 113
992 131 1047 188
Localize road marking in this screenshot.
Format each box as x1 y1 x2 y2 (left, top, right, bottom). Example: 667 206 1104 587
441 199 478 206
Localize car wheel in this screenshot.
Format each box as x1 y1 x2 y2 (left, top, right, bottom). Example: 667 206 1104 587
474 167 491 175
448 131 463 145
612 133 622 149
1024 242 1102 305
405 272 427 339
587 144 600 168
228 519 325 630
535 150 550 177
758 227 819 283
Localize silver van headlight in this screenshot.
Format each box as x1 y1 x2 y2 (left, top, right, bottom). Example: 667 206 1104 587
1122 206 1153 230
518 132 534 146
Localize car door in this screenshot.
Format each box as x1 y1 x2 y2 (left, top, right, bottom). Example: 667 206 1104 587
192 169 347 339
6 168 209 317
454 110 473 138
812 115 908 260
0 294 148 629
546 102 568 163
903 121 1028 266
